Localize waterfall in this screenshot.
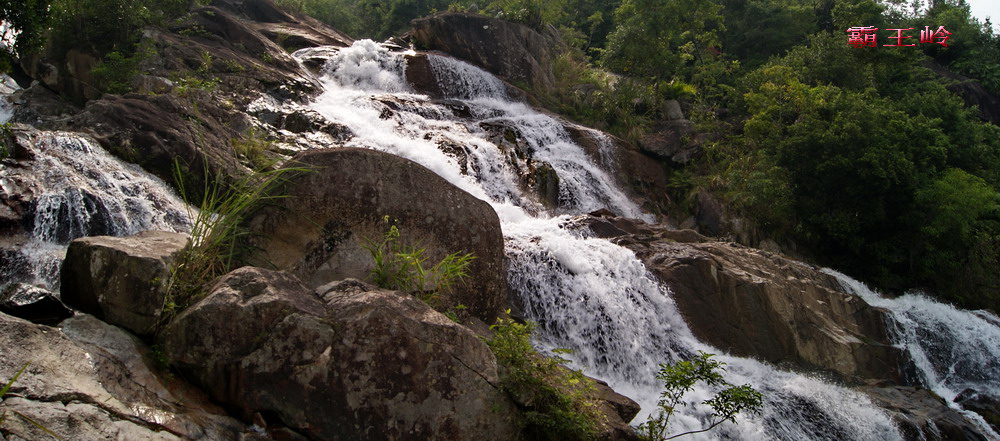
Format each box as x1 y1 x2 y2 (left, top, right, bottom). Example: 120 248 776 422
300 40 909 440
828 270 1000 439
1 130 191 289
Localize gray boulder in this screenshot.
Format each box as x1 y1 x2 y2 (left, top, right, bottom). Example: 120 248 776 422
246 148 507 323
60 230 189 336
0 312 260 440
162 267 520 441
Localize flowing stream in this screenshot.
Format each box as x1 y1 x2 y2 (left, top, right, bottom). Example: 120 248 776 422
298 40 915 440
3 36 997 440
0 130 191 290
829 270 1000 439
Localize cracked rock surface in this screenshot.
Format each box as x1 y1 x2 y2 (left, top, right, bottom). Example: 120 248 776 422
162 267 520 441
0 312 262 440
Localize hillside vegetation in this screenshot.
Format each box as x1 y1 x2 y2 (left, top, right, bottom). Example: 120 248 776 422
4 0 999 311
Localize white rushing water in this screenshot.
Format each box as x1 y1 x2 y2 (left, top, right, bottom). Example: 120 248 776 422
829 270 1000 439
1 131 191 289
301 40 909 440
0 74 17 124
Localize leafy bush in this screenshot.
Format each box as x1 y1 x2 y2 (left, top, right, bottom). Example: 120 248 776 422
362 216 475 305
486 314 602 441
638 352 763 440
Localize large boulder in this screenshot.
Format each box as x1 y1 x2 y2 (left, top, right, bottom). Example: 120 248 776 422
246 148 507 322
60 231 189 336
0 312 260 440
161 267 520 441
409 12 562 92
582 214 904 383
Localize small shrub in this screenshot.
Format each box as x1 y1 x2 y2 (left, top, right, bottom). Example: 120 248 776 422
231 128 272 170
638 352 763 440
486 313 602 441
164 161 308 318
362 216 475 305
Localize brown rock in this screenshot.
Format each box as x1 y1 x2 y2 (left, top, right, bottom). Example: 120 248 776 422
60 231 189 336
638 119 701 164
611 220 903 383
246 148 507 322
162 268 520 441
409 12 562 92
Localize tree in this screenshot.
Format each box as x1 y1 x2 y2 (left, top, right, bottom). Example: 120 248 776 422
0 0 51 76
601 0 726 80
638 352 763 440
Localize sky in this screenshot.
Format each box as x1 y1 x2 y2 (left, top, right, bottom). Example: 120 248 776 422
965 0 1000 31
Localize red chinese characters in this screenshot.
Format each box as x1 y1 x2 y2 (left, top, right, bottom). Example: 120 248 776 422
920 26 952 47
885 28 916 47
846 26 879 48
846 26 952 47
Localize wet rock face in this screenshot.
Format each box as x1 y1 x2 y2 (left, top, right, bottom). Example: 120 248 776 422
863 385 992 441
162 267 520 441
582 214 904 383
0 312 260 441
563 126 671 215
409 12 562 92
60 230 189 336
246 148 507 323
0 283 72 325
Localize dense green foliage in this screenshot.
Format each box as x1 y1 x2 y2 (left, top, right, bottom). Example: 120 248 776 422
638 352 763 440
486 314 602 441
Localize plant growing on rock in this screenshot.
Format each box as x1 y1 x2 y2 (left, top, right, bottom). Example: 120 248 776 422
165 161 307 317
638 352 763 440
362 215 475 305
486 313 602 441
1 362 64 440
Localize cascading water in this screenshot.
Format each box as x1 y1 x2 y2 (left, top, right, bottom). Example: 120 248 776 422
829 270 1000 439
0 74 17 123
300 40 909 440
0 130 191 289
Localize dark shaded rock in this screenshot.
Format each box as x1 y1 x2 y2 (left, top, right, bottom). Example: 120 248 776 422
610 219 904 383
694 190 724 237
956 389 1000 432
7 83 80 126
246 148 507 322
409 12 562 92
162 268 520 441
210 0 352 50
0 283 72 326
60 231 189 336
638 119 701 164
72 93 246 201
593 378 641 441
924 61 1000 125
18 49 101 105
0 312 262 440
565 126 671 214
863 384 991 441
404 53 445 98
